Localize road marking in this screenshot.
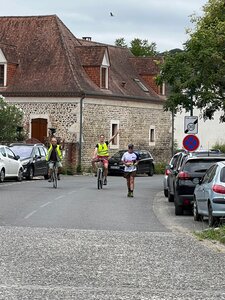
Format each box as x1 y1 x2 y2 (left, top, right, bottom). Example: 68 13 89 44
55 195 65 200
24 210 37 219
67 191 77 195
40 202 52 208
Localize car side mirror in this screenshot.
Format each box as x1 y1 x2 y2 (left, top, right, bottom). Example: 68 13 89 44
15 155 20 160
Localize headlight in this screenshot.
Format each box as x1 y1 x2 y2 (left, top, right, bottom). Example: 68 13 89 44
22 159 31 166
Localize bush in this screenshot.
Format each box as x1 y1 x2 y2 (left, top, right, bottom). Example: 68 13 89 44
154 162 167 174
211 142 225 153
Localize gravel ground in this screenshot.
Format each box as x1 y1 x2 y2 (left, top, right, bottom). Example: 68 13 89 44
0 226 225 299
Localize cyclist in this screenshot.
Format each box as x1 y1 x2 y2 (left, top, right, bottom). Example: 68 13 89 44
46 137 62 182
92 130 119 185
121 144 139 197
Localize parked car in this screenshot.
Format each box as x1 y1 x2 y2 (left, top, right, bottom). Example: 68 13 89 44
168 151 225 215
167 150 223 202
163 151 186 199
194 161 225 226
108 149 154 176
0 145 24 182
9 143 48 180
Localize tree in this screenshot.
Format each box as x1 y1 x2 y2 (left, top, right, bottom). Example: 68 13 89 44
114 37 158 56
130 38 157 57
0 95 24 142
115 37 128 48
157 0 225 120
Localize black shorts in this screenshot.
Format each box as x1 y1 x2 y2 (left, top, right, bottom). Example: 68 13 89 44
123 171 136 178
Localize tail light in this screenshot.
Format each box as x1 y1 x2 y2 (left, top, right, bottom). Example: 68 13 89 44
165 169 171 175
212 184 225 194
178 171 190 180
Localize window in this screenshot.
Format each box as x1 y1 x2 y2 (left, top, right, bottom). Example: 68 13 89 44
149 126 155 146
134 78 149 93
159 82 165 95
101 67 108 89
0 65 4 86
110 120 119 149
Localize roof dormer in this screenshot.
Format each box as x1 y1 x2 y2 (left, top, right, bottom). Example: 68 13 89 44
78 46 110 90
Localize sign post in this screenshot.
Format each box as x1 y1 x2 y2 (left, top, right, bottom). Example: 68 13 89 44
182 134 200 152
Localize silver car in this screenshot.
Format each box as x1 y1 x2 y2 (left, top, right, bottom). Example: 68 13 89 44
0 145 24 182
193 161 225 226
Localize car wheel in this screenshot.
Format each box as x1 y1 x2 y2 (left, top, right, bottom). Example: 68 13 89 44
17 168 23 182
208 203 218 227
193 197 202 221
168 190 174 202
148 165 154 176
0 169 5 182
27 166 34 180
164 189 168 197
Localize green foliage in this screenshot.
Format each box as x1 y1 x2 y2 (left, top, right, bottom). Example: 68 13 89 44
154 162 167 174
211 142 225 153
114 37 158 57
157 0 225 120
115 37 128 48
194 225 225 245
0 95 24 142
130 38 157 57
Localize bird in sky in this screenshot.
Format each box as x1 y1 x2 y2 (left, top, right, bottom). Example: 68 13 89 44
110 12 114 17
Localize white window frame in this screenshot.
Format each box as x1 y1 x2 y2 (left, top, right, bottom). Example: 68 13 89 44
0 49 7 87
149 125 155 146
160 82 165 95
110 120 119 149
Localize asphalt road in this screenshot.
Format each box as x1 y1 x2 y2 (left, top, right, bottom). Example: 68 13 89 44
0 175 225 299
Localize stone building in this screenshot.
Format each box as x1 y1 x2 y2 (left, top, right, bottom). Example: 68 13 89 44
0 15 171 171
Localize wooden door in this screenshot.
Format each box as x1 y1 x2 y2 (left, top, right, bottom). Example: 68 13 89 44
31 118 47 144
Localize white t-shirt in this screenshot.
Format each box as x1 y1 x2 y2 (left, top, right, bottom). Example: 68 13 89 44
121 151 138 172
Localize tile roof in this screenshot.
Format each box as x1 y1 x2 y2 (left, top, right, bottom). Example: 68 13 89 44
0 15 164 102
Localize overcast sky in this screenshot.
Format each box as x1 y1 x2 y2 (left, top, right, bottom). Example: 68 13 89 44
0 0 208 52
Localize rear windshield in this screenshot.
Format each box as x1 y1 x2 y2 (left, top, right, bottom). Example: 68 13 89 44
184 159 225 173
10 146 32 159
220 167 225 182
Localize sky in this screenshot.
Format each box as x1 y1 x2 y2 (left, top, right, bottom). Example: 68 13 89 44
0 0 208 52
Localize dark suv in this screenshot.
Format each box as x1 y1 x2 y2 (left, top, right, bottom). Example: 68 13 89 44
108 149 154 176
10 143 48 180
167 150 225 215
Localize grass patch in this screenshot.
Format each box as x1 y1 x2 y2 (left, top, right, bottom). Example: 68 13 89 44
194 225 225 245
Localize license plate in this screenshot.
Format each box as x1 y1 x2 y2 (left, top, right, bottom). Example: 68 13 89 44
110 166 120 169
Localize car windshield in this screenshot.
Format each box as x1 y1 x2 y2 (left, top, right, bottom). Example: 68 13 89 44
10 146 33 159
111 151 126 160
184 158 225 173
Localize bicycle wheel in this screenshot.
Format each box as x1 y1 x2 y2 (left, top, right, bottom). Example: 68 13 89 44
97 168 103 189
52 168 57 188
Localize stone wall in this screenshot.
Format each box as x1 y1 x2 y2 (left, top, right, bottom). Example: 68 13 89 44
82 98 171 170
8 96 172 172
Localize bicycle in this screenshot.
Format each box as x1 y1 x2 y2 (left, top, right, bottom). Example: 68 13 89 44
97 159 104 190
49 161 58 189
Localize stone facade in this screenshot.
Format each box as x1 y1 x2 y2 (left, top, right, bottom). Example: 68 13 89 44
8 96 172 171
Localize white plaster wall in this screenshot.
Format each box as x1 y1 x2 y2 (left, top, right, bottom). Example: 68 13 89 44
174 109 225 149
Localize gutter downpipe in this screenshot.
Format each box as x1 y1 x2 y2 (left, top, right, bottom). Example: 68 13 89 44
78 93 85 169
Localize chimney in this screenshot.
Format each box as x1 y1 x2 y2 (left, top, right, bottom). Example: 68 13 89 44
82 37 92 41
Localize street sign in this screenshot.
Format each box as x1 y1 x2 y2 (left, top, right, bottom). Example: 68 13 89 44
182 134 200 152
184 116 198 134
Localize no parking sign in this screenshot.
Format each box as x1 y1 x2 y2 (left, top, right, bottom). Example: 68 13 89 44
182 135 200 152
